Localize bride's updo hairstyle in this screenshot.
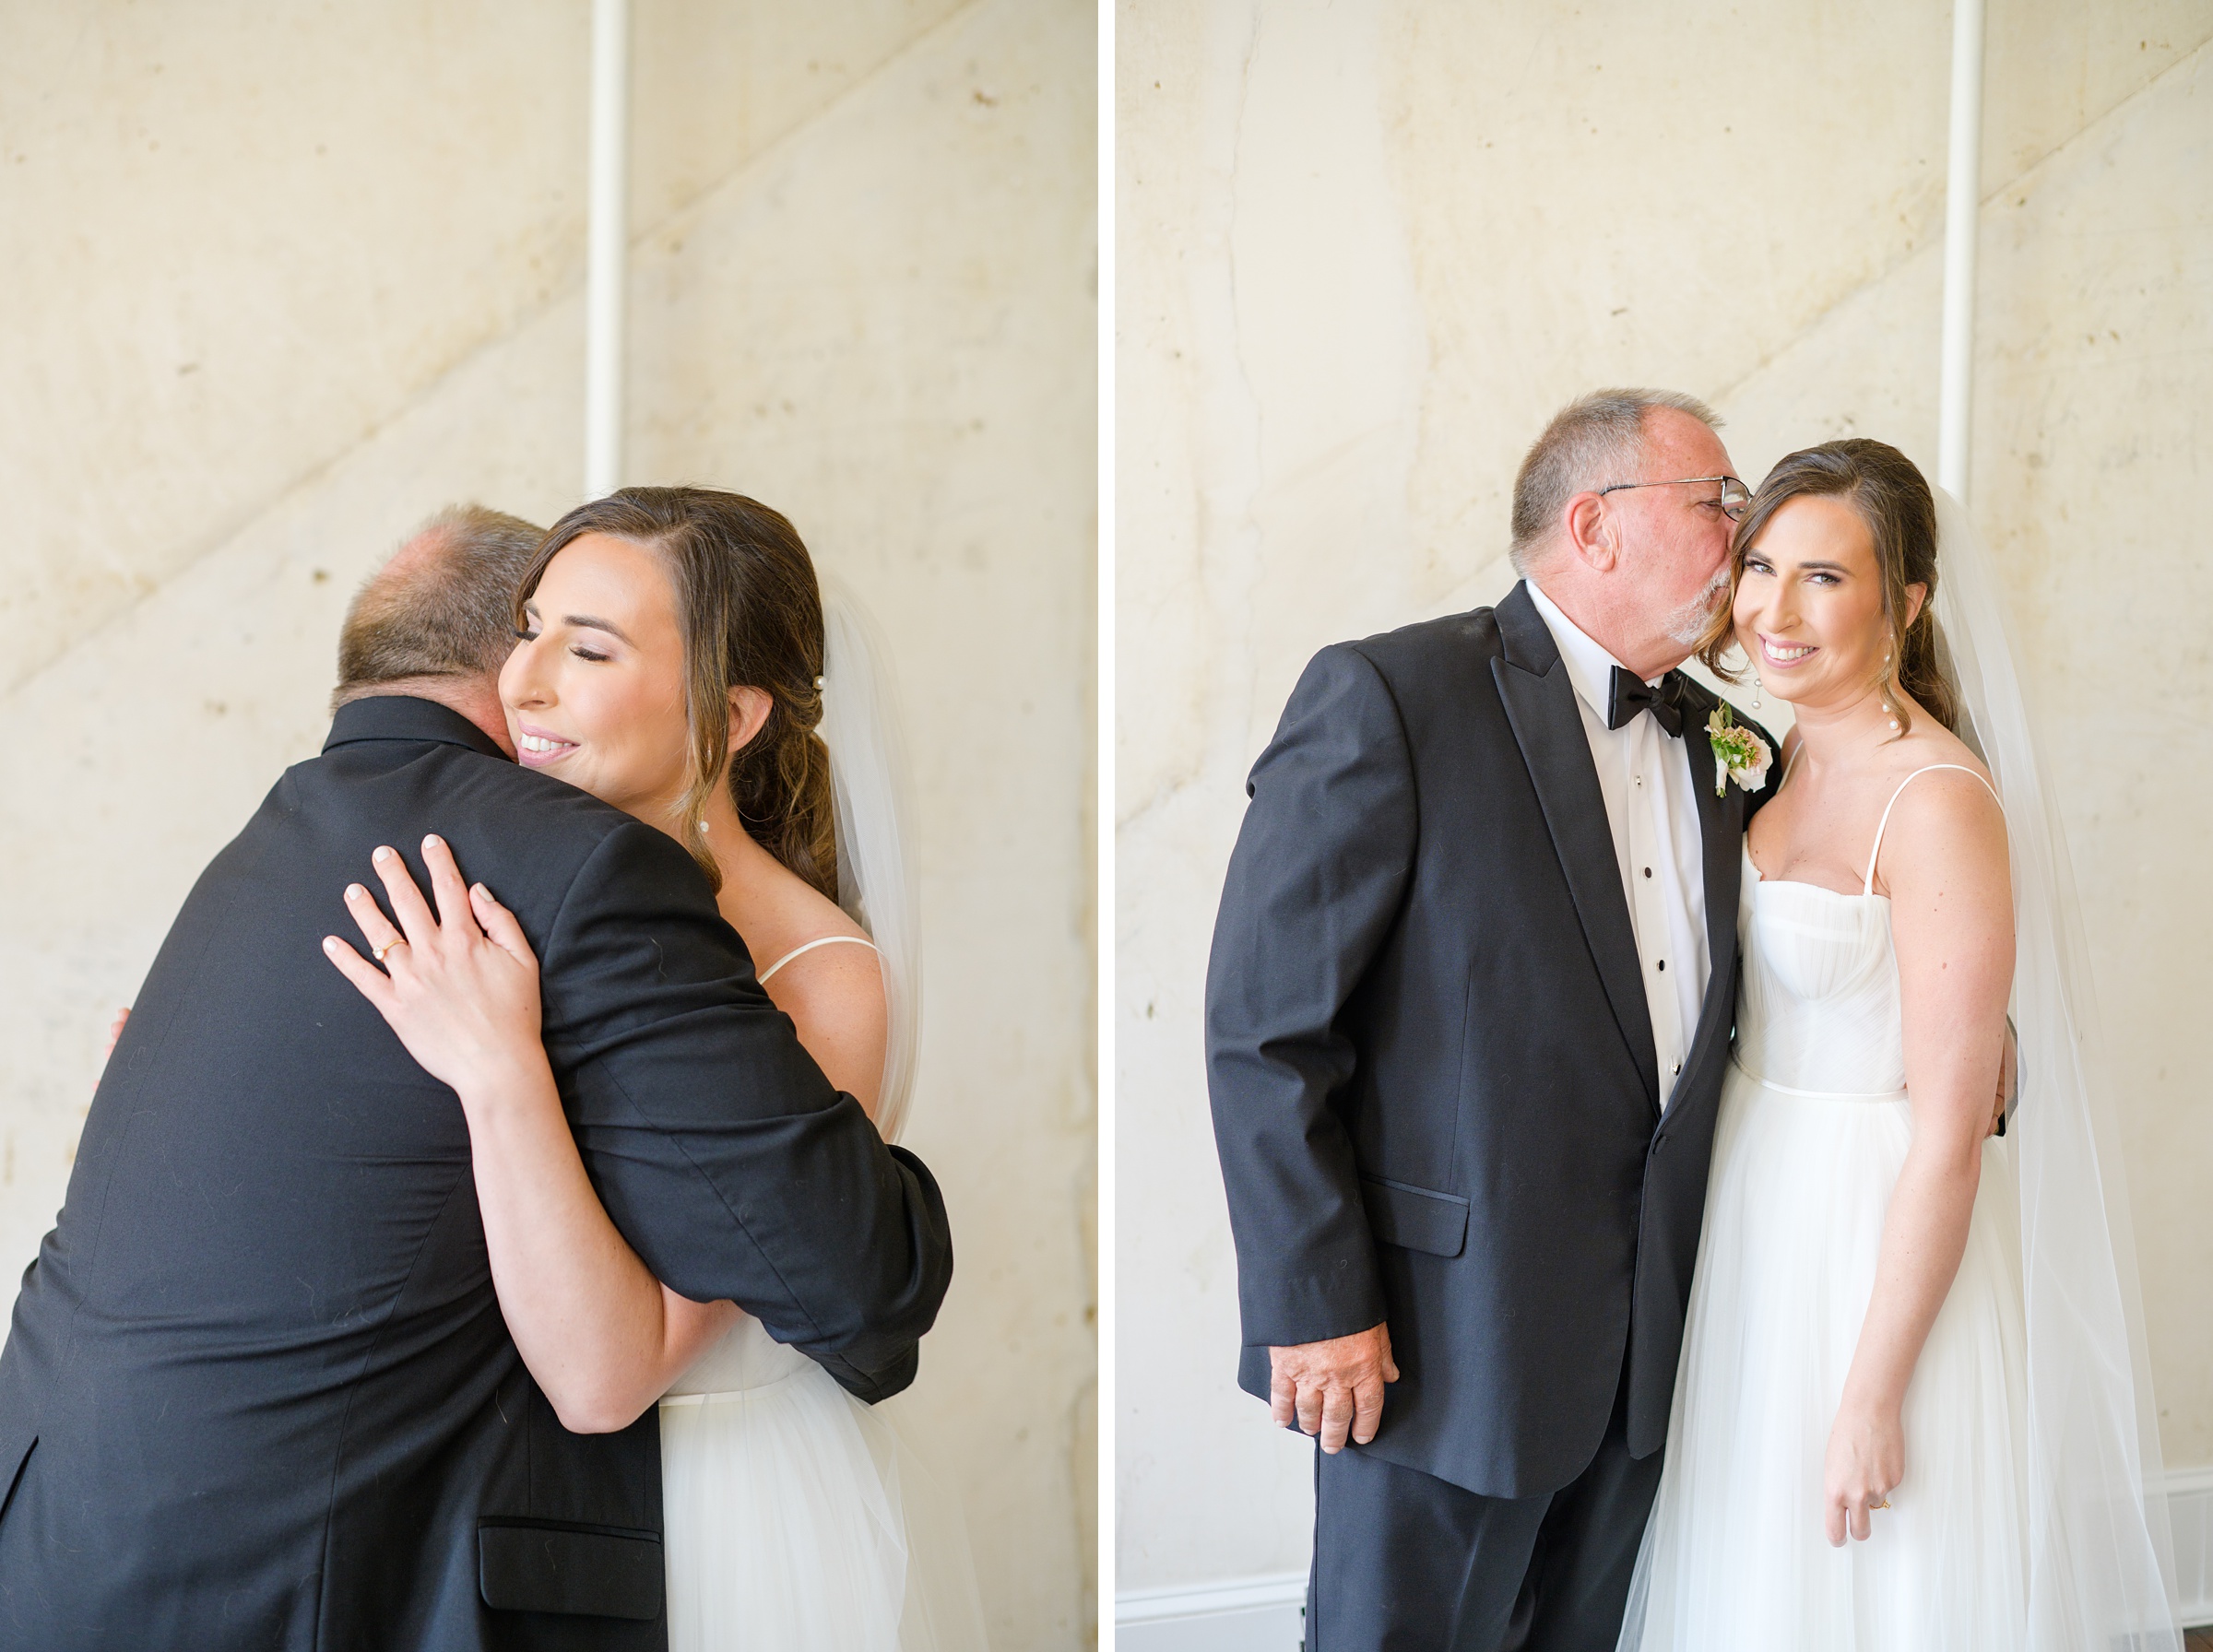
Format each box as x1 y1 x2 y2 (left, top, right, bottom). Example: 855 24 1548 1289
517 486 837 899
1698 437 1958 738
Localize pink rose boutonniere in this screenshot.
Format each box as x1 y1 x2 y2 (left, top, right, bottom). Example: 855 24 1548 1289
1706 702 1772 798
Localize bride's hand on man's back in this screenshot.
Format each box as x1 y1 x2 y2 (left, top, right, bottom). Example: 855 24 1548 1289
322 835 546 1098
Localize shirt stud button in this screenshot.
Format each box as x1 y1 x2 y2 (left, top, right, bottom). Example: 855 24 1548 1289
1657 959 1666 971
1643 867 1652 878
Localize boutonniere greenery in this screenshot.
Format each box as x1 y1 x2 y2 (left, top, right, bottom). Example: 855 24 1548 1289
1706 703 1773 798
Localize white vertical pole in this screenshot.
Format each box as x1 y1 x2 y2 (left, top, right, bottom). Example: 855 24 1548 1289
585 0 630 498
1937 0 1985 499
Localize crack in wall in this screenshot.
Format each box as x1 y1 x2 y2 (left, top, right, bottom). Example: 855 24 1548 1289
3 0 993 711
1706 28 2213 413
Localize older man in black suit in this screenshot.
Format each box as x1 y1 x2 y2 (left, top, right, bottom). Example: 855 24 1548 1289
1208 390 1769 1650
0 505 953 1649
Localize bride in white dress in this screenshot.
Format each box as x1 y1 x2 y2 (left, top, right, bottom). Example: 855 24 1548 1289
1622 441 2181 1651
331 487 987 1649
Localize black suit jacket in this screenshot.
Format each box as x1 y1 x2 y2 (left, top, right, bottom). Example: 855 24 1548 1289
1206 584 1771 1500
0 696 953 1650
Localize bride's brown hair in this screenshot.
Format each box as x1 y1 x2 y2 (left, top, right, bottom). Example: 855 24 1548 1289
1696 438 1957 738
515 487 837 899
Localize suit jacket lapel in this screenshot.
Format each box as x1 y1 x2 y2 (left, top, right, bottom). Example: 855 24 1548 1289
1492 585 1659 1109
1668 677 1746 1111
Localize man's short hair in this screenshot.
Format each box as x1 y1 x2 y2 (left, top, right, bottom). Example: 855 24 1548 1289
1509 388 1722 573
332 505 545 709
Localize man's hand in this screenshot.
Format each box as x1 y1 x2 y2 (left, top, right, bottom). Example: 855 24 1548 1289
1269 1322 1398 1454
102 1007 131 1065
1989 1016 2018 1138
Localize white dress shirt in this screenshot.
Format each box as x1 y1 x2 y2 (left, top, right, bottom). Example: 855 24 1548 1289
1524 579 1710 1105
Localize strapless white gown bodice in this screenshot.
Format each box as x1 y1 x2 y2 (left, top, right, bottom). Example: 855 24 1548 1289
1622 840 2029 1651
1731 846 1907 1097
656 1316 988 1650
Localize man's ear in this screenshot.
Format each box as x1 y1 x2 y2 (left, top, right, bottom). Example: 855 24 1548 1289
1564 493 1619 572
728 686 774 756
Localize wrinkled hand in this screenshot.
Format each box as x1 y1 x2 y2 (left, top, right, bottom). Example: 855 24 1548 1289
322 835 542 1096
1270 1322 1398 1454
1823 1398 1904 1545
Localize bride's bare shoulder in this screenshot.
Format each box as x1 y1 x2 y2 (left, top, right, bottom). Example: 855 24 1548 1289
734 863 888 1113
1871 725 2007 902
767 939 888 1115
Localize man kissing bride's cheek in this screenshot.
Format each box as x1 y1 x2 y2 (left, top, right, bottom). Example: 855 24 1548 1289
1206 393 2172 1652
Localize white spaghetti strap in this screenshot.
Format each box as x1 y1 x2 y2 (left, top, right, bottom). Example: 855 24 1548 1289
757 933 880 985
1862 763 2005 894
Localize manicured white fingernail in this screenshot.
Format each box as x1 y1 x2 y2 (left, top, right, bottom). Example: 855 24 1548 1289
323 938 340 953
373 846 394 863
423 834 442 850
347 884 366 899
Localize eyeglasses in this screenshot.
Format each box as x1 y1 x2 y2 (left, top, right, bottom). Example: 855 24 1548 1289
1596 475 1751 522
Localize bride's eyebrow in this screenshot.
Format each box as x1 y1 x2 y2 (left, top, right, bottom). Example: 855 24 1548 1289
562 613 635 645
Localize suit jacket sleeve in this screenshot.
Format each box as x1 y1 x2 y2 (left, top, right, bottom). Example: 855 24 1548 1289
538 820 953 1403
1206 643 1415 1351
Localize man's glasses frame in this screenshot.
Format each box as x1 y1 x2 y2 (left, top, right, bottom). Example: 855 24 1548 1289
1595 475 1751 522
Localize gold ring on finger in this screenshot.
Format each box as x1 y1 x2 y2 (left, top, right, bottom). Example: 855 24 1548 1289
373 939 409 964
1873 1498 1891 1511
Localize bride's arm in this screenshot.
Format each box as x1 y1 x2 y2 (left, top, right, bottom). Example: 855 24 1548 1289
325 836 736 1434
1824 773 2013 1546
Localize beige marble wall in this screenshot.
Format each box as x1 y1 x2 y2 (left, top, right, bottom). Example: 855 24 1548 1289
0 2 1095 1644
1117 0 2213 1590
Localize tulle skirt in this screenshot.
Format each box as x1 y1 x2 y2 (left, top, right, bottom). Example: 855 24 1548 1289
659 1331 988 1651
1621 1063 2030 1651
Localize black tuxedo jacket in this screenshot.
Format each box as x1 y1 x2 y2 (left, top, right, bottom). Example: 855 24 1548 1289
1207 584 1771 1500
0 696 953 1649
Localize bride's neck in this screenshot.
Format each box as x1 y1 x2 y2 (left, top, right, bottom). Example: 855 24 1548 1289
1786 681 1909 767
698 786 784 924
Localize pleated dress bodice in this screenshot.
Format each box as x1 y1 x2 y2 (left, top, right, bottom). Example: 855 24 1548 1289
1732 845 1907 1100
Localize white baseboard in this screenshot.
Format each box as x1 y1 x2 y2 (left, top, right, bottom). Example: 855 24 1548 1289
1115 1469 2213 1646
1114 1570 1305 1651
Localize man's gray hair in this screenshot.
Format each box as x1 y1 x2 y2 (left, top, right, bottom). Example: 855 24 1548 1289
1509 388 1722 574
331 503 545 710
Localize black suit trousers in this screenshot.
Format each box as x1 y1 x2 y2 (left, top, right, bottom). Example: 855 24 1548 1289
1308 1357 1660 1652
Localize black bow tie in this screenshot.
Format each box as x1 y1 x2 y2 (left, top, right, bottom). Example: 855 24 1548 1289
1605 667 1685 738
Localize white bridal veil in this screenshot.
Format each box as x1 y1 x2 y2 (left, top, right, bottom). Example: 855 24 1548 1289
816 577 922 1146
1932 488 2183 1650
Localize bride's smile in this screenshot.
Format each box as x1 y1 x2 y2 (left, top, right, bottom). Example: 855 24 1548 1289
513 724 578 762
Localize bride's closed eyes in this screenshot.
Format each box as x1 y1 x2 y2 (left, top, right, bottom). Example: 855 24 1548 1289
513 608 623 663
